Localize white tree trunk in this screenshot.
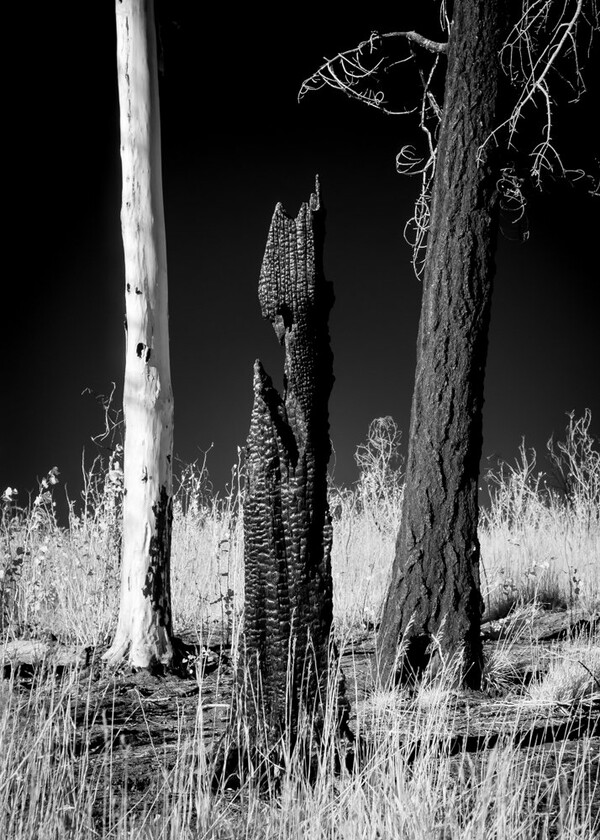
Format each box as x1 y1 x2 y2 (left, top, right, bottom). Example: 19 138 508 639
104 0 174 669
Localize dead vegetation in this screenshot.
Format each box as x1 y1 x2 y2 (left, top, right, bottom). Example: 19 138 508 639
1 412 599 838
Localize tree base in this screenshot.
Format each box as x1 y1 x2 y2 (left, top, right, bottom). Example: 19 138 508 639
102 634 221 679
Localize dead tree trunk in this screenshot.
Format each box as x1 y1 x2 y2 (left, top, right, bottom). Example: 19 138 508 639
104 0 174 670
242 179 335 736
376 1 508 690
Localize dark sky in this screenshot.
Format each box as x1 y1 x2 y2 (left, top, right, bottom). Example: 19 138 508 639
4 4 599 516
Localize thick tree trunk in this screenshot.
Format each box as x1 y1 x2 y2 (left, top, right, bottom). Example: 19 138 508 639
104 0 174 670
376 1 507 689
242 181 335 734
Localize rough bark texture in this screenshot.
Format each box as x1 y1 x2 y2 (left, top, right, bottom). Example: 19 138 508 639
105 0 174 670
376 1 508 689
242 180 335 733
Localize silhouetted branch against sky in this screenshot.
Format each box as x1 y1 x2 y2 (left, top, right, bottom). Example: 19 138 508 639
2 4 599 516
299 1 600 275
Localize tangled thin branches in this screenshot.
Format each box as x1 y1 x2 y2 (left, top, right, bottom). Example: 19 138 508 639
82 382 124 452
497 164 530 240
299 28 447 278
299 30 446 112
299 4 598 279
397 53 444 278
300 32 423 116
481 0 599 191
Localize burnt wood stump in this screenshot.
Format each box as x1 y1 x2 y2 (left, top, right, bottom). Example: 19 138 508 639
241 179 337 741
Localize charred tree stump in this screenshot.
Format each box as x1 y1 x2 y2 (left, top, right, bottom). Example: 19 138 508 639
241 179 336 742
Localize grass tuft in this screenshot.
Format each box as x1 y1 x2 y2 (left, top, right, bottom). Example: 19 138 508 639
0 410 598 837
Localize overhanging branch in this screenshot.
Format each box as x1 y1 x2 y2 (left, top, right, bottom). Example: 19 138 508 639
299 28 447 276
298 30 447 114
381 30 448 54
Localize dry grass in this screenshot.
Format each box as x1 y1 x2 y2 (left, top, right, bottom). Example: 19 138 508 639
479 411 600 620
0 411 599 838
527 638 600 706
0 641 597 839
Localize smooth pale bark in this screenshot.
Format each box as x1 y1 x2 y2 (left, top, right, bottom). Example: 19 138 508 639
376 0 508 689
104 0 174 669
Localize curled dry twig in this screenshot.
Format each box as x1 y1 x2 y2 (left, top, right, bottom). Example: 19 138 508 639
481 0 598 192
299 2 599 278
299 28 448 279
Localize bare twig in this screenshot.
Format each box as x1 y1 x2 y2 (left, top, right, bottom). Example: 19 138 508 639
299 30 446 277
299 3 599 281
481 0 598 190
298 30 447 115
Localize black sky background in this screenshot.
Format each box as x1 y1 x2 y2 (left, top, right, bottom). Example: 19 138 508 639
4 4 599 518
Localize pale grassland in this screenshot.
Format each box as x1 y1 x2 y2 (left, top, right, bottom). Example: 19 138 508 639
2 412 597 644
329 411 600 631
0 410 598 838
479 411 600 620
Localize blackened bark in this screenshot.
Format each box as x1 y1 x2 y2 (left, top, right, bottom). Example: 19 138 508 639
376 1 509 689
243 180 335 733
144 487 173 632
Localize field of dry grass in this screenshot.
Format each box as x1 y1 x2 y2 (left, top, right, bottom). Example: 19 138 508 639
1 411 598 838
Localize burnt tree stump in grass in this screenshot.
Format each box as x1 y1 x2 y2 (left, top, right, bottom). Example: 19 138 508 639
242 178 339 744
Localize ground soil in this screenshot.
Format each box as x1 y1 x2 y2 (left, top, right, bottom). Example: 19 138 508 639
2 608 599 830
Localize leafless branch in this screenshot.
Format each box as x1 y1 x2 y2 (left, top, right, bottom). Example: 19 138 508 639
298 30 446 115
299 3 598 281
481 0 599 191
399 52 443 279
384 30 448 54
299 30 447 277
